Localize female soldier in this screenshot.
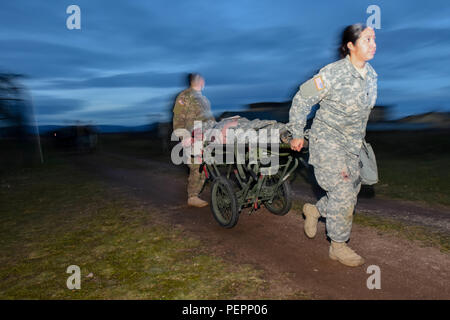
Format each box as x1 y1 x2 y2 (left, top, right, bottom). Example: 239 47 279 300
288 24 377 267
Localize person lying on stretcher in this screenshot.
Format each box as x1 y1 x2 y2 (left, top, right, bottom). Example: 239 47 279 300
181 116 294 148
181 116 240 147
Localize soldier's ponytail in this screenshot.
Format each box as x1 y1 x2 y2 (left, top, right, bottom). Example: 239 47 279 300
339 23 367 58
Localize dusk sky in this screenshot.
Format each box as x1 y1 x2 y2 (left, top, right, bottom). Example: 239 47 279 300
1 0 450 126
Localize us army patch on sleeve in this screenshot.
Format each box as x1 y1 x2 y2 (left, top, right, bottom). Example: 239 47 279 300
178 98 185 105
314 76 325 91
299 75 326 97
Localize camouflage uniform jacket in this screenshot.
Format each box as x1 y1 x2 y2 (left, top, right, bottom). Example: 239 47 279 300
288 55 378 158
173 88 215 133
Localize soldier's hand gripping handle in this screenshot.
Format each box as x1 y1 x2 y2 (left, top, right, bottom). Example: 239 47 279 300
290 138 304 152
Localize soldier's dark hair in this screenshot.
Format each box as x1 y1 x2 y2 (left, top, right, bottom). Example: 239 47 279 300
339 23 368 58
189 73 203 85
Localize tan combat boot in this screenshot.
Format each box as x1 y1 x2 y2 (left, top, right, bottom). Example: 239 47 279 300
303 203 321 238
329 241 365 267
188 196 208 208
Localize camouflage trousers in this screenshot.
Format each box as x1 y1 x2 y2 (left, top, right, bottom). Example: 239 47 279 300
187 163 206 198
312 156 362 242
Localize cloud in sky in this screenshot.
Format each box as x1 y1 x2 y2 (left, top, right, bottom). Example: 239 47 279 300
1 0 449 125
33 95 84 116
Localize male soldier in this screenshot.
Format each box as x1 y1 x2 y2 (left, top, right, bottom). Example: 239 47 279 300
173 73 215 207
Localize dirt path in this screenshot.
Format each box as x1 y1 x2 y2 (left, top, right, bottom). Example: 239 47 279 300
73 152 450 299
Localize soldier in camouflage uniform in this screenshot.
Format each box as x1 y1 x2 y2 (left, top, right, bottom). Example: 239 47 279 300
173 73 215 207
288 24 377 267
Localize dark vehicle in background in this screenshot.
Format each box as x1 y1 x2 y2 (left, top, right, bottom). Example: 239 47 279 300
51 125 98 153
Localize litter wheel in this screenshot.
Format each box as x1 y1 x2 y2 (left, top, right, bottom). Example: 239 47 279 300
210 176 239 228
264 175 292 216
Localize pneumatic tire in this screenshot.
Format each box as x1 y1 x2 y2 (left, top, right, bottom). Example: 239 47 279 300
210 177 239 228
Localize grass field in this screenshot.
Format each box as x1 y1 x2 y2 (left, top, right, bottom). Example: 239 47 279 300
365 130 450 207
0 156 308 299
0 129 448 299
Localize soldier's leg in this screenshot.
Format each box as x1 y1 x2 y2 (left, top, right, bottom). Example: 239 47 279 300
320 160 364 267
187 163 206 198
313 160 360 241
302 165 335 238
315 194 329 218
313 166 337 218
308 139 343 219
324 181 358 242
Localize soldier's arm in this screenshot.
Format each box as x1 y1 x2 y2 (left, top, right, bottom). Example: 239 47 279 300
173 108 186 132
288 69 331 139
173 94 187 131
